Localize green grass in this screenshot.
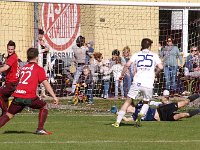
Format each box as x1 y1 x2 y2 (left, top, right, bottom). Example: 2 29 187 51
0 99 200 150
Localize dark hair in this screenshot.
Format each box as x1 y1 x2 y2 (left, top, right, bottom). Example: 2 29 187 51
27 48 39 61
115 57 122 64
166 36 173 42
76 36 85 48
38 29 44 35
112 49 120 56
7 40 16 49
141 38 153 50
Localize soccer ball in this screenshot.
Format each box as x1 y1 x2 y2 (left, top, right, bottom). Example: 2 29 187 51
110 105 118 114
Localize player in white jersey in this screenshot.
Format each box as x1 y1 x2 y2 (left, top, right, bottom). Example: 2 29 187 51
112 38 163 127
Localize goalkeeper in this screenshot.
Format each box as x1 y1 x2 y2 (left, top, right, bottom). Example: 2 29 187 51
121 93 200 122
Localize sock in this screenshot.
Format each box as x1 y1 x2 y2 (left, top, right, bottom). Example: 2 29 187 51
37 108 48 130
188 109 200 117
139 104 149 116
116 110 125 124
188 93 200 102
0 115 10 128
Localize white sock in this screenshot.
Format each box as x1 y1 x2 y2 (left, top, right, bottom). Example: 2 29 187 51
139 104 149 116
150 101 162 107
116 110 125 123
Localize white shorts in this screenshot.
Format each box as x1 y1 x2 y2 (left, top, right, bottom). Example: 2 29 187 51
127 83 153 101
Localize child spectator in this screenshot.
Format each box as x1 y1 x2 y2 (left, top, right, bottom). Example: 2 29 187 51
110 57 124 99
78 65 94 104
100 59 111 99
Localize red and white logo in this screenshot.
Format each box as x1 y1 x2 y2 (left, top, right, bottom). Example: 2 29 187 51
42 4 80 51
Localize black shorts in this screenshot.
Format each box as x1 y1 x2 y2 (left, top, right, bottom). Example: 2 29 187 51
157 103 178 121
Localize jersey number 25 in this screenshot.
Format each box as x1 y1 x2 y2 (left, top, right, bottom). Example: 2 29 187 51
137 54 153 67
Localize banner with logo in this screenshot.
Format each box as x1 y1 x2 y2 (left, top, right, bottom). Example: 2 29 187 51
41 3 80 58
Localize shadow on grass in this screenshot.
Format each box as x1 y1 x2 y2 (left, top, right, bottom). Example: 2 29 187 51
3 130 34 134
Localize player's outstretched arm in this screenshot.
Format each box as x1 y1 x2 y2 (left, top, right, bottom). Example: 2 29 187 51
42 80 59 105
0 64 10 73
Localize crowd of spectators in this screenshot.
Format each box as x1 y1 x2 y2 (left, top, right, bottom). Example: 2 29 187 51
0 34 199 102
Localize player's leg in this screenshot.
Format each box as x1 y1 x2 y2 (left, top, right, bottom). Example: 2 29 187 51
112 84 139 127
173 113 190 120
112 98 132 127
137 87 153 117
29 97 51 135
173 109 200 120
0 82 18 115
177 93 200 108
0 94 8 115
0 98 24 128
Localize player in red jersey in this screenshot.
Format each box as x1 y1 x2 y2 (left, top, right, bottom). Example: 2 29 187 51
0 48 59 135
0 40 19 115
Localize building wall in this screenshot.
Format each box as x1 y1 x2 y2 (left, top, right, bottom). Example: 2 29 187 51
0 1 34 61
81 5 159 59
0 0 199 60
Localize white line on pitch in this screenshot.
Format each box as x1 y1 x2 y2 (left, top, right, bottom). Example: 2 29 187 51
1 140 200 144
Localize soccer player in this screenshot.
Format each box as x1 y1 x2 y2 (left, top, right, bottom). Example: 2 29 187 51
0 40 19 115
112 38 163 127
0 48 59 135
121 93 200 122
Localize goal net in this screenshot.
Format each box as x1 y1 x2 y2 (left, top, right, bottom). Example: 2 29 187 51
0 0 200 102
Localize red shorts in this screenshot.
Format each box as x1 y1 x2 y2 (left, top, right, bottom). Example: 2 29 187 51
8 97 47 115
0 82 18 101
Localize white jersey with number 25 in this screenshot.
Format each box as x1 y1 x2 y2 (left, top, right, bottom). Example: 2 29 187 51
130 49 161 88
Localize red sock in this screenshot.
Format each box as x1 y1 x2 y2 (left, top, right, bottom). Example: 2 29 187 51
37 108 48 130
0 115 10 128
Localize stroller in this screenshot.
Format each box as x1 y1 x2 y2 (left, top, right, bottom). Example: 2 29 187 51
71 83 88 105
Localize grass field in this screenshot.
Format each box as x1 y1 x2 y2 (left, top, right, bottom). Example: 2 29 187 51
0 99 200 150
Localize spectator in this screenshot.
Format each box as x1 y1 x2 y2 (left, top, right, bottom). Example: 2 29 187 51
36 29 51 98
89 52 103 97
110 57 124 99
85 41 94 65
78 65 94 104
109 49 120 67
191 48 200 72
185 46 196 72
109 49 121 97
90 52 103 81
70 35 88 96
0 40 19 115
121 46 134 98
100 59 111 99
160 37 183 96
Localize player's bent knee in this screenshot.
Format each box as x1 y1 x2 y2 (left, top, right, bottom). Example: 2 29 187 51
43 104 48 110
184 99 190 105
6 112 14 119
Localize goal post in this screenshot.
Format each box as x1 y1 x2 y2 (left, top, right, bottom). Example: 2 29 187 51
0 0 200 98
